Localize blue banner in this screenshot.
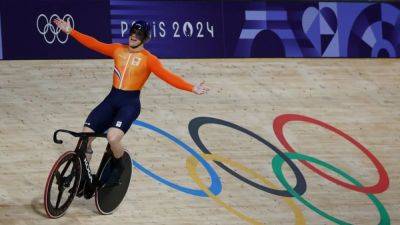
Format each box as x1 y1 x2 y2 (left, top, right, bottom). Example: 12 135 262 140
1 1 399 59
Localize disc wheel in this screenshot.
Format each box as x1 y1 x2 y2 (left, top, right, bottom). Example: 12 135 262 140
95 151 132 215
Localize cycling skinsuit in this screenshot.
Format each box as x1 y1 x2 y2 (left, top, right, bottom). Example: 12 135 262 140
70 29 194 133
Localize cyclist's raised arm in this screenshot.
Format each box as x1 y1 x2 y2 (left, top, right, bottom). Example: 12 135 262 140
70 30 119 58
148 54 194 93
53 18 118 58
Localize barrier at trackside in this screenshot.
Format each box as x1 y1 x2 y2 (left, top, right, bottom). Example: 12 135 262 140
1 0 399 59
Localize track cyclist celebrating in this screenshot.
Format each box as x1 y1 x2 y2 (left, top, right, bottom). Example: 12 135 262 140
53 18 209 194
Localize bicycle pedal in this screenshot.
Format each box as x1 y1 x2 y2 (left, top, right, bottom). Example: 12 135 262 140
83 189 95 199
83 182 96 199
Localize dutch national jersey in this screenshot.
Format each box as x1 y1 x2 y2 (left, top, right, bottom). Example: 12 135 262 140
70 29 194 92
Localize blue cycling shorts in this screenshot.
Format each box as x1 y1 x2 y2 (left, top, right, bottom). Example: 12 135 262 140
84 87 141 134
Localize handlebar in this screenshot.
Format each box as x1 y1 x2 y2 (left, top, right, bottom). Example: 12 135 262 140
53 129 107 144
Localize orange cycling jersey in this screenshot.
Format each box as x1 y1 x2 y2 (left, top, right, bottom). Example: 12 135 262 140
70 29 194 92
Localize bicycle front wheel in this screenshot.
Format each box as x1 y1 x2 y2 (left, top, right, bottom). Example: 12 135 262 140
44 151 82 218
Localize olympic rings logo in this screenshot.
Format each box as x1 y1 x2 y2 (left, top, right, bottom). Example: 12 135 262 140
36 14 74 44
131 114 390 224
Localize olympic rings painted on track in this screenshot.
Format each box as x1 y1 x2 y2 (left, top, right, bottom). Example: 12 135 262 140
272 152 390 225
186 153 306 225
273 114 389 194
131 120 222 197
130 115 390 224
188 117 307 197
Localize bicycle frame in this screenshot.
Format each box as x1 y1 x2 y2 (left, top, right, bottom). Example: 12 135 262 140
53 129 108 189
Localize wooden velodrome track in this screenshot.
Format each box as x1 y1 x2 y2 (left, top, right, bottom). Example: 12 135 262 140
0 58 399 225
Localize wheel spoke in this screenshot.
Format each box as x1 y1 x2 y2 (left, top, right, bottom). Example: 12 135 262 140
55 171 62 184
60 160 72 177
55 189 64 209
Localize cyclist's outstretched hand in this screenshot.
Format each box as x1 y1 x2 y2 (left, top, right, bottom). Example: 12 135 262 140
193 80 210 95
53 18 72 34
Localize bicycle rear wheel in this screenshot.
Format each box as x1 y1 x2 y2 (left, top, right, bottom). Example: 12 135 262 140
95 151 132 215
44 151 82 218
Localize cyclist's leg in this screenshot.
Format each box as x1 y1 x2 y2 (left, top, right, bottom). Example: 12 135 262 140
82 126 96 162
83 97 115 162
107 128 125 159
104 102 140 186
78 102 113 197
108 100 141 157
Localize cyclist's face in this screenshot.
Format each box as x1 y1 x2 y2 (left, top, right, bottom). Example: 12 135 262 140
129 34 141 47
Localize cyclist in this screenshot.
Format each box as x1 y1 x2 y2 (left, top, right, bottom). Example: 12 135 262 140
53 18 209 191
